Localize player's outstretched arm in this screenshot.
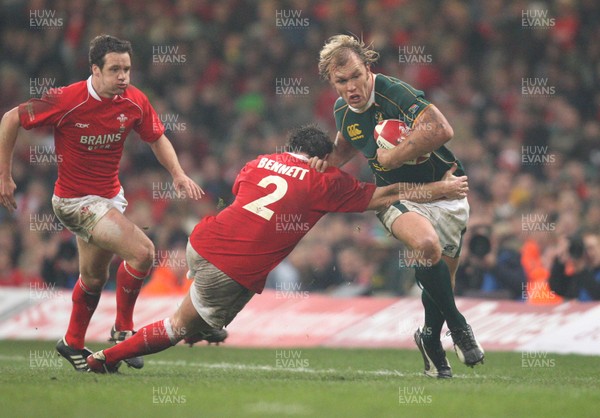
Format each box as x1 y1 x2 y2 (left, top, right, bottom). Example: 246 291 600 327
0 107 20 212
377 105 453 169
308 131 358 172
398 163 468 203
329 131 358 167
367 183 401 211
367 163 467 210
148 134 204 200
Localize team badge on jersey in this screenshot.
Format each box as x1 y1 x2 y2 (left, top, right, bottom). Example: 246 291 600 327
408 104 420 114
117 113 128 133
346 123 364 140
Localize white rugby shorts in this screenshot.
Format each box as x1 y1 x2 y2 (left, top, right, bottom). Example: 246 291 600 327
51 188 127 242
377 198 469 258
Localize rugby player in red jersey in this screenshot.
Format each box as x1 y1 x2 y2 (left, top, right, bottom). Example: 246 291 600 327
0 35 204 371
84 125 469 373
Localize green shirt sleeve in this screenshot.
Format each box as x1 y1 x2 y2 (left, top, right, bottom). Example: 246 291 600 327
333 97 346 133
376 75 431 129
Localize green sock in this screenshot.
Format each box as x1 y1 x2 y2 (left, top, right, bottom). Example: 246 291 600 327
421 290 445 342
415 260 467 331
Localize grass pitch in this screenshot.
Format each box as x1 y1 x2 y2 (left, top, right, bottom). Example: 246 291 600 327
0 340 598 418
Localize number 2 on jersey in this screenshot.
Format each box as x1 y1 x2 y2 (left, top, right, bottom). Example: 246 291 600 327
242 175 288 220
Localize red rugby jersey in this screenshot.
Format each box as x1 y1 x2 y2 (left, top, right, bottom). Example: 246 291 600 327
18 76 164 198
189 152 376 293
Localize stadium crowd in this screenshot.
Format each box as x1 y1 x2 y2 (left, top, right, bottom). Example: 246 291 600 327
0 0 599 302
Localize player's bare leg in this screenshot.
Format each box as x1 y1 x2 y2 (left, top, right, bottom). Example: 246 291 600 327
90 208 154 273
91 208 154 329
85 208 155 368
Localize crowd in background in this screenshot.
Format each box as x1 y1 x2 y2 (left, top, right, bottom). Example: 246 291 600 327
0 0 599 301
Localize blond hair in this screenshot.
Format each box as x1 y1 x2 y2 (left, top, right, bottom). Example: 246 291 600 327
318 34 379 80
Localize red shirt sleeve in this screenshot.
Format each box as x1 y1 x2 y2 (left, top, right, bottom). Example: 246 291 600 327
314 168 377 213
231 167 246 196
132 92 164 143
18 89 65 129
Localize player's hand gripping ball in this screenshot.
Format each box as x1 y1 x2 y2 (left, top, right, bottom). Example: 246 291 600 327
373 119 410 149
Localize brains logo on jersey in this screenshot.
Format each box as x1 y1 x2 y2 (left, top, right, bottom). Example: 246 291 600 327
373 119 410 149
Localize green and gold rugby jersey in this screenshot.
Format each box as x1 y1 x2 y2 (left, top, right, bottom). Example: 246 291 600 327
334 74 464 186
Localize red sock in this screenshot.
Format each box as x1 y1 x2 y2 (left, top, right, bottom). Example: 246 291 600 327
104 319 176 364
115 261 149 331
65 278 100 350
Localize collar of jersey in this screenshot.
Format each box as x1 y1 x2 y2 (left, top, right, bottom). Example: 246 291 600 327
87 76 116 102
347 73 377 113
285 152 308 162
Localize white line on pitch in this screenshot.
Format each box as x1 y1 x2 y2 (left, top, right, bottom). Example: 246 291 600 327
0 354 496 380
146 359 421 377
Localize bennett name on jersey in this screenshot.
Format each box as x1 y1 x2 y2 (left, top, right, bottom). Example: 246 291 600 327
256 157 310 180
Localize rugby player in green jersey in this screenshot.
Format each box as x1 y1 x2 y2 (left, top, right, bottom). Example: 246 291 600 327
318 34 484 378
